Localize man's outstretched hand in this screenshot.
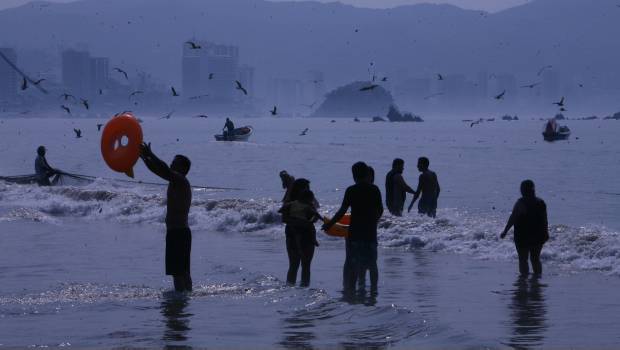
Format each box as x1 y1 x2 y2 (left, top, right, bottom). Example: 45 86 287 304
139 142 153 159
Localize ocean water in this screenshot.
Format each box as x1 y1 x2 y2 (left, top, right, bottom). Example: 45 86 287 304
1 116 620 348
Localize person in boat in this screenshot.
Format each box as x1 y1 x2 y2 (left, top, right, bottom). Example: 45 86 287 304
385 158 415 216
139 142 193 292
500 180 549 276
35 146 56 186
408 157 440 218
323 162 383 294
223 118 235 141
279 189 320 287
279 178 320 286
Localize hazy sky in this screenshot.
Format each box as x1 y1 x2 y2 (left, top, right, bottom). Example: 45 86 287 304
0 0 531 12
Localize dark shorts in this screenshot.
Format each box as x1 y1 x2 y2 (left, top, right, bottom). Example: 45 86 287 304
166 228 192 276
418 197 437 217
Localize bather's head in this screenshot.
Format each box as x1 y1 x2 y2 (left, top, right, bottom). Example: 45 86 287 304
520 179 536 198
171 155 191 175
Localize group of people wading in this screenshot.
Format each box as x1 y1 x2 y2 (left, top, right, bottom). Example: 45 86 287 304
33 144 550 293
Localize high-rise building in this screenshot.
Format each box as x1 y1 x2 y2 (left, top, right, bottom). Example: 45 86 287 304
90 57 109 91
0 48 18 102
181 40 241 102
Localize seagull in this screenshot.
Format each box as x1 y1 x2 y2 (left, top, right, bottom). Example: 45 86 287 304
470 119 483 128
160 111 174 119
578 83 584 88
299 128 309 136
97 123 103 131
60 93 75 101
235 80 248 95
185 41 201 49
171 86 179 97
270 105 277 116
381 77 388 82
359 84 379 91
537 65 553 76
193 114 209 119
113 67 128 80
129 90 144 98
520 82 541 89
73 128 82 138
437 73 444 81
302 101 318 109
80 98 89 110
21 78 27 90
553 97 565 107
33 78 46 86
208 73 214 80
495 90 506 100
424 92 444 100
98 88 103 95
61 105 71 114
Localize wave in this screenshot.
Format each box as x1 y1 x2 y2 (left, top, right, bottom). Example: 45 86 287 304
1 180 620 276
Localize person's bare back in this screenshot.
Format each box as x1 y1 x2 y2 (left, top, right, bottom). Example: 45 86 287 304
165 172 191 229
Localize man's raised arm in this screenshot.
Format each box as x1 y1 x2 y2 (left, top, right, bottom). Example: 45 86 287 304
140 142 173 182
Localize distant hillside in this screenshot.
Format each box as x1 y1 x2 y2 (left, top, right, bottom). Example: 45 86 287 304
0 0 618 95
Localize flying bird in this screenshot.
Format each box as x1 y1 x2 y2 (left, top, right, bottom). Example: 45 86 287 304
185 41 201 49
129 90 144 98
235 80 248 95
61 105 71 114
60 93 75 101
495 90 506 100
208 73 214 80
537 65 553 76
553 97 565 107
97 124 103 131
270 105 277 116
437 74 444 81
33 79 46 86
302 101 318 109
98 88 103 95
359 84 379 91
381 77 388 82
171 86 179 97
470 119 483 128
21 78 27 90
73 128 82 138
520 82 541 89
80 98 89 110
193 114 209 119
113 67 128 80
161 111 174 119
299 128 309 136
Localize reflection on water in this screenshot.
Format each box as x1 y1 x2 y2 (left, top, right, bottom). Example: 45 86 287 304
161 292 193 345
506 276 547 349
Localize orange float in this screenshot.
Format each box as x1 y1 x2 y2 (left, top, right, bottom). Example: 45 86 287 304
322 215 350 238
101 113 143 178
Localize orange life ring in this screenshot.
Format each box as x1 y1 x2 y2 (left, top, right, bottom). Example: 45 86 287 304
339 213 351 225
101 113 143 178
322 216 350 238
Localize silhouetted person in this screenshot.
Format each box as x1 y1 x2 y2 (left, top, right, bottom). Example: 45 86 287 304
280 170 295 203
140 142 193 292
324 162 383 293
34 146 56 186
408 157 440 218
280 178 319 286
224 117 235 141
385 158 415 216
279 189 320 286
357 166 379 292
501 180 549 276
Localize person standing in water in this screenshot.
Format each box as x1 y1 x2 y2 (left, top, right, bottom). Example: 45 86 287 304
324 162 383 293
356 166 379 292
34 146 56 186
408 157 440 218
223 118 235 141
385 158 415 216
140 142 193 292
501 180 549 276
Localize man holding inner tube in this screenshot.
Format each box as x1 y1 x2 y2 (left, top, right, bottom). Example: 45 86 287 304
139 142 193 292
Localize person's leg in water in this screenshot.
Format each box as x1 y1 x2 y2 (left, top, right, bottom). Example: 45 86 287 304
299 237 315 287
286 233 301 285
515 244 530 275
369 242 379 293
530 244 543 275
343 239 357 293
173 275 192 292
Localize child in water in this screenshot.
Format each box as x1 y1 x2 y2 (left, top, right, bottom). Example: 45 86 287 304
280 189 320 286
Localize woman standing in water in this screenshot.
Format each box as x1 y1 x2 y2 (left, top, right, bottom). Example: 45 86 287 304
279 177 320 286
501 180 549 275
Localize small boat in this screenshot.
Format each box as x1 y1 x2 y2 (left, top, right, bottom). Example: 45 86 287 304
214 126 253 141
542 119 570 141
